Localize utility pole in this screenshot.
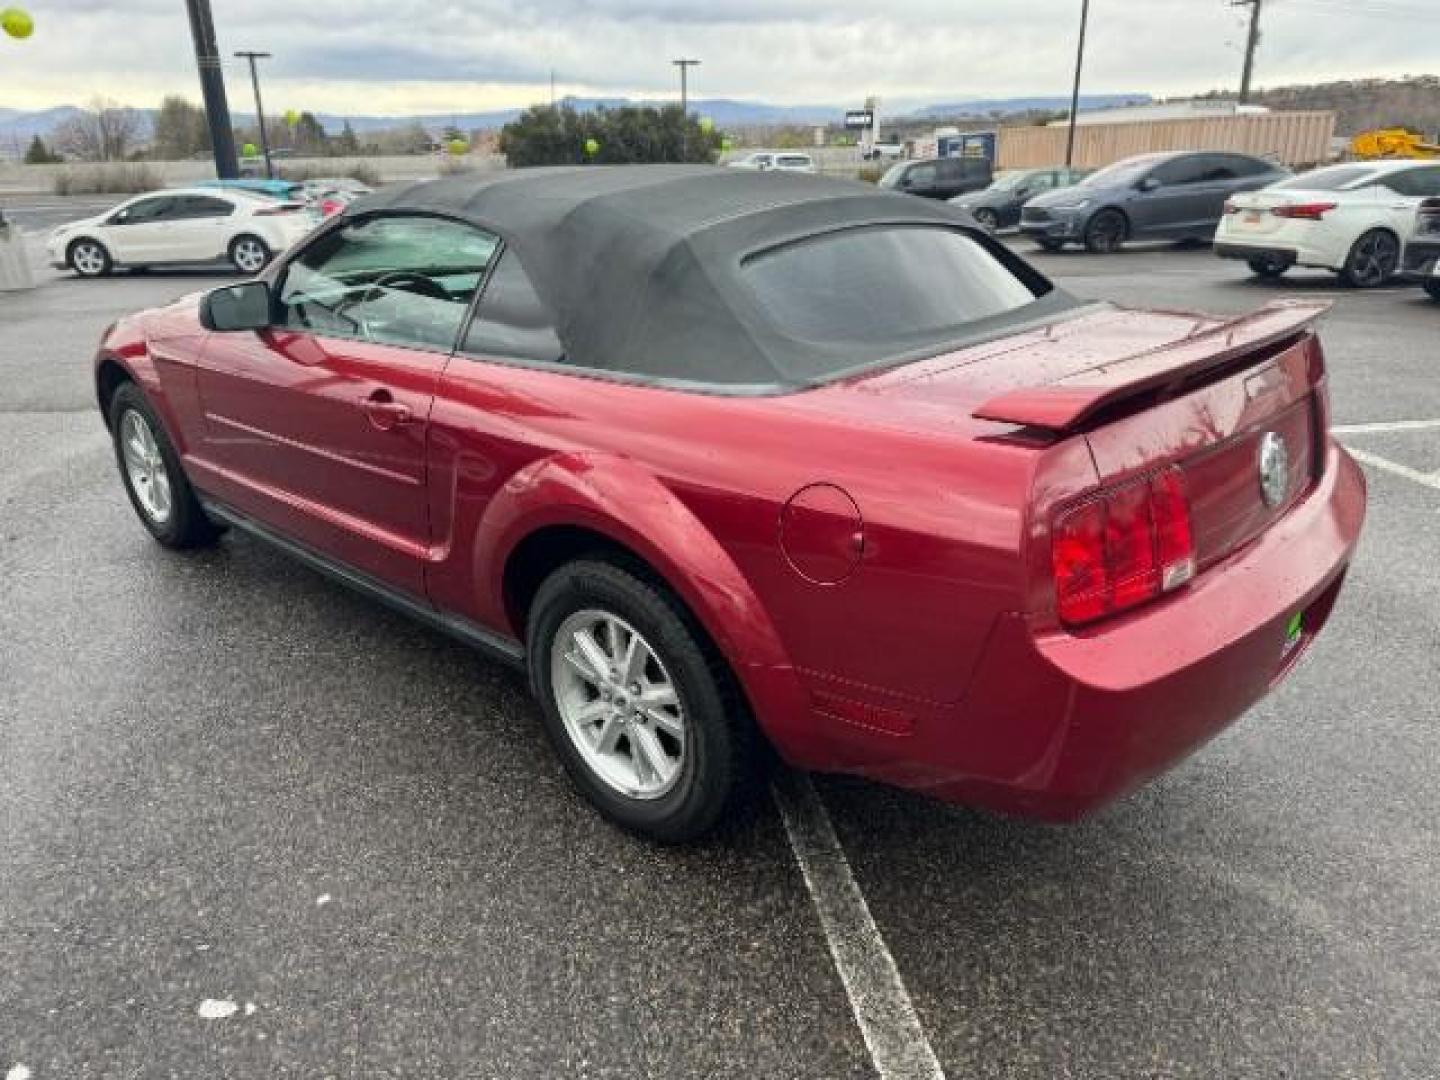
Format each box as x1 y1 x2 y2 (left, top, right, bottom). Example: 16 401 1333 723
183 0 238 178
672 58 700 161
235 51 274 178
1234 0 1263 104
1065 0 1091 168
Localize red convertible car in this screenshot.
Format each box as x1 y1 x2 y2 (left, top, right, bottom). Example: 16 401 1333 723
97 166 1366 840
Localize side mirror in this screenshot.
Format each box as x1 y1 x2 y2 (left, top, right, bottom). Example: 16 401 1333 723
1138 175 1162 192
201 280 272 332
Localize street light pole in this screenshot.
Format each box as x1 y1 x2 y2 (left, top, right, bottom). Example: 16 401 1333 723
235 50 274 179
672 58 700 160
1234 0 1263 104
183 0 238 178
1065 0 1090 169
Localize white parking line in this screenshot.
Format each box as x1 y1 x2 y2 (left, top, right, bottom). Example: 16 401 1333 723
1334 419 1440 435
772 769 948 1080
1344 446 1440 491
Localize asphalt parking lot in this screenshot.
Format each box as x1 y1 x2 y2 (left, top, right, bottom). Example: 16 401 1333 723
2 202 1438 1079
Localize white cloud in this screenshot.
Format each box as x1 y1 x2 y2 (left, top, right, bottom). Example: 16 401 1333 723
0 0 1434 114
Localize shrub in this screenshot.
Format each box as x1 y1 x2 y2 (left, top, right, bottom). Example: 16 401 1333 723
53 163 162 195
277 161 382 187
856 165 886 184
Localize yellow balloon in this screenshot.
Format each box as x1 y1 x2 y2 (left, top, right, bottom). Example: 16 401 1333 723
698 116 714 133
584 138 600 156
1 7 34 39
284 109 301 127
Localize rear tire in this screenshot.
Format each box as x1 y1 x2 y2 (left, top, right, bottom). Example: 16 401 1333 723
1425 280 1440 303
108 382 224 550
1339 229 1400 288
527 559 757 842
228 234 271 275
67 238 112 278
1084 210 1127 254
1248 255 1290 279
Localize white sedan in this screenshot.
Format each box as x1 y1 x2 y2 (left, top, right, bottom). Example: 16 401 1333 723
727 152 817 174
47 187 317 278
1214 160 1440 287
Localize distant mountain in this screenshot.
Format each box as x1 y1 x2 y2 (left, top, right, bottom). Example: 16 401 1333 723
0 93 1157 150
906 94 1152 119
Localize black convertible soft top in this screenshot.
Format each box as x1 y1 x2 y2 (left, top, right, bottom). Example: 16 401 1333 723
351 165 1075 390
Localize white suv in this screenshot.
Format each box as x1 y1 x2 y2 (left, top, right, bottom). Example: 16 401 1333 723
728 152 816 174
47 187 317 278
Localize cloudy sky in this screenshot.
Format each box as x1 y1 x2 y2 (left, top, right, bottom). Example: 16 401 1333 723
2 0 1436 115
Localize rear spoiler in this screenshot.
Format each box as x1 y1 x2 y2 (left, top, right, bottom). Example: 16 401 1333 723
972 299 1330 433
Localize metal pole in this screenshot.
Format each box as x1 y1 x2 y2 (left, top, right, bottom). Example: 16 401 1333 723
1065 0 1090 169
183 0 238 178
1236 0 1263 104
236 51 274 179
673 59 700 160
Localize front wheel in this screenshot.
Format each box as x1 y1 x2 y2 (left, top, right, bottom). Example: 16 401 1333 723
228 234 272 275
528 560 757 842
1035 239 1065 253
109 383 223 549
68 239 112 278
1084 210 1127 254
1339 229 1400 288
972 208 999 232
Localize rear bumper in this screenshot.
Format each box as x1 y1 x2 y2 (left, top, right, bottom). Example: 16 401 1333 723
789 441 1366 821
1400 240 1440 281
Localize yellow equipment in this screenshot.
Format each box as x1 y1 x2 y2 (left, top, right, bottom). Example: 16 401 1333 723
1350 128 1440 160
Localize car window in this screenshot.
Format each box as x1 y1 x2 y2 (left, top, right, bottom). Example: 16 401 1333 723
1223 155 1276 178
115 196 176 224
278 214 499 351
1027 172 1057 192
1274 165 1377 191
1382 167 1440 197
1192 156 1242 182
460 251 565 365
776 155 810 167
959 159 990 177
174 195 234 219
1151 156 1210 186
1076 154 1169 188
907 163 938 187
741 225 1039 346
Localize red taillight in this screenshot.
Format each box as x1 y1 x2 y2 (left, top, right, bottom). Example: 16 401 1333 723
254 202 304 217
1052 466 1196 627
1272 202 1337 221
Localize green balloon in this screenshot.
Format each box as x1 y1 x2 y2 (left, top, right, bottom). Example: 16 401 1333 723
698 116 714 133
241 142 258 158
721 137 734 151
1 7 34 39
284 109 301 128
448 138 468 156
584 138 600 156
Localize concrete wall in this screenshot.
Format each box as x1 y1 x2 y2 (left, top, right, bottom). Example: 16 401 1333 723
999 111 1337 170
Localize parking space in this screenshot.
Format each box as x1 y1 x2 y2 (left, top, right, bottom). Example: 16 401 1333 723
2 213 1437 1078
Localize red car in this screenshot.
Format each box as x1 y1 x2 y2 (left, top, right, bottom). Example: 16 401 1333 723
97 166 1366 840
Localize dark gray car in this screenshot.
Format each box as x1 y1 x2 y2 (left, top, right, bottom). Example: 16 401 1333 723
1020 151 1289 253
878 156 993 200
949 168 1090 231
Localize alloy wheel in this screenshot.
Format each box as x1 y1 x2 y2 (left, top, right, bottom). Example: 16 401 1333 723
71 242 107 276
119 409 173 524
232 238 268 274
550 609 687 800
1346 231 1398 288
973 208 999 232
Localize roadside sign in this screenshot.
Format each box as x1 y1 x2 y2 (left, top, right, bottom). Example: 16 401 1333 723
844 110 874 130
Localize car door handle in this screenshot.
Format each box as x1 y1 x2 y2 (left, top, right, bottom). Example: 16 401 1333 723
360 390 414 430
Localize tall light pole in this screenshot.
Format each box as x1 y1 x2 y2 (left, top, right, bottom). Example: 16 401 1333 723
235 50 274 178
1234 0 1263 104
673 58 700 160
1064 0 1091 169
183 0 238 178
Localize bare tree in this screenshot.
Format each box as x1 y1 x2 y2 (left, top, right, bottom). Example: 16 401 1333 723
53 98 145 162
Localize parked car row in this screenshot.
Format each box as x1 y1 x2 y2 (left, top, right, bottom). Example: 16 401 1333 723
45 176 373 278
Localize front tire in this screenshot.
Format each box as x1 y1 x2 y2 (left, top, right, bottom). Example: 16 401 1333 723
1035 239 1065 253
1084 210 1127 254
972 208 999 232
527 560 756 842
228 234 271 275
68 238 112 278
108 383 223 549
1339 229 1400 288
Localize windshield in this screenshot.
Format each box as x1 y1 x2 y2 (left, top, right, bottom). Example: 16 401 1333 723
741 225 1043 360
1078 156 1168 188
989 171 1035 192
878 162 909 188
1274 165 1378 191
